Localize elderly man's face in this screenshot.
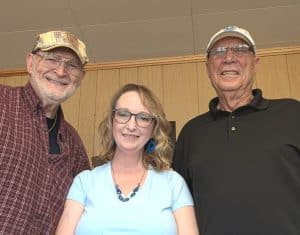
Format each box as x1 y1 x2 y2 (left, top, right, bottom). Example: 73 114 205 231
206 37 259 96
26 47 85 106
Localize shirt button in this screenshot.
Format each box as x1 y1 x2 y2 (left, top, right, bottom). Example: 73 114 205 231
231 126 236 131
231 115 235 119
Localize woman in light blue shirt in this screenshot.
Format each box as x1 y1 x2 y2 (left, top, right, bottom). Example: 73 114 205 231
56 84 199 235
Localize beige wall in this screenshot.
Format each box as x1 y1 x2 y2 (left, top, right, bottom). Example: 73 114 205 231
1 46 300 161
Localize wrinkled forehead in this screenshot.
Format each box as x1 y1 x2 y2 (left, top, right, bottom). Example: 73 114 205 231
211 37 249 49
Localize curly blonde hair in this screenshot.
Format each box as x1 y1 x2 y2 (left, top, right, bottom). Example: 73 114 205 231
97 83 173 171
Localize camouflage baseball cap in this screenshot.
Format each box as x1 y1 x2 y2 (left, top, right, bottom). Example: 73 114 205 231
32 30 89 65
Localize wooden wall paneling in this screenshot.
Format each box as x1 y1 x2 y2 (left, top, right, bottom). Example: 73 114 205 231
5 75 28 87
0 75 28 87
163 63 199 137
93 69 120 157
286 54 300 100
76 70 98 160
1 76 13 86
137 65 164 104
2 76 20 86
0 75 27 86
61 82 81 130
120 67 138 86
0 77 6 84
252 58 258 89
17 75 29 86
255 55 291 99
252 75 258 89
10 75 28 87
196 61 216 115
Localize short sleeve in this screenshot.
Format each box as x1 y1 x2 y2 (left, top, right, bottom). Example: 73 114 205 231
67 170 91 205
170 170 194 211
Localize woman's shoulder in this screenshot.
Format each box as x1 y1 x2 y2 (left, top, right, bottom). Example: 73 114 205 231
75 162 110 181
150 168 184 183
149 168 192 207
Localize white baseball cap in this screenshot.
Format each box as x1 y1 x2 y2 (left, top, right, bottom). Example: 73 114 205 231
206 26 256 56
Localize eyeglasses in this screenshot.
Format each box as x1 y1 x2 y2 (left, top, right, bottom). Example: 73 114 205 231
34 51 83 76
208 44 254 58
113 108 156 128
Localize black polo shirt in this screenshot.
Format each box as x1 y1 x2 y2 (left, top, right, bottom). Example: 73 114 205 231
173 89 300 235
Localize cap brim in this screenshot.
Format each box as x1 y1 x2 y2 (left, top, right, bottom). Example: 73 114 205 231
207 32 254 53
37 44 85 65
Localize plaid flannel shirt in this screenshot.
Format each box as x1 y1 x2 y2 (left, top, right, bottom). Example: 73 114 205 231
0 82 90 234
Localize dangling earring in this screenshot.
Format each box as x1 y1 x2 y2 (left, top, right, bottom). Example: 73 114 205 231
145 138 156 154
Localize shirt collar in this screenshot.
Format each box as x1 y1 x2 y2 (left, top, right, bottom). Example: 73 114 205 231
209 89 269 118
23 82 43 114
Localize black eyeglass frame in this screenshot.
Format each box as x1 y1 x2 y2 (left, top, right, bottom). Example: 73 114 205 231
112 108 156 127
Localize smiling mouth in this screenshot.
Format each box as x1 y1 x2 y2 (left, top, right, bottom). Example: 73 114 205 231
123 134 139 138
46 77 69 86
221 71 239 75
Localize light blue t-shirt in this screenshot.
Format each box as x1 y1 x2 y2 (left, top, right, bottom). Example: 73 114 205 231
67 162 193 235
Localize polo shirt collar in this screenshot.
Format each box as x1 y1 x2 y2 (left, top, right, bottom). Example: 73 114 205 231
209 89 269 118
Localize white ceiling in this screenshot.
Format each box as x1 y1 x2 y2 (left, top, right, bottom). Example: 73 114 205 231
0 0 299 70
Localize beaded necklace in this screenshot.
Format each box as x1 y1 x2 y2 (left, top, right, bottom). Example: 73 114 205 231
111 165 146 202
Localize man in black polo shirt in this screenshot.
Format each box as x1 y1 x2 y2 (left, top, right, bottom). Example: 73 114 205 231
172 25 300 235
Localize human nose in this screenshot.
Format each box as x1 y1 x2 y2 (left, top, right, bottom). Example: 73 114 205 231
126 115 137 129
55 61 68 76
223 48 236 61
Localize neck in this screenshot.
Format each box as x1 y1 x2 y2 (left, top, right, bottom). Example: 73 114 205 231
112 149 144 170
111 153 147 200
217 90 254 112
43 105 59 119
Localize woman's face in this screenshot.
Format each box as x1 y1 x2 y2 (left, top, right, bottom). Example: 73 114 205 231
112 91 155 155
